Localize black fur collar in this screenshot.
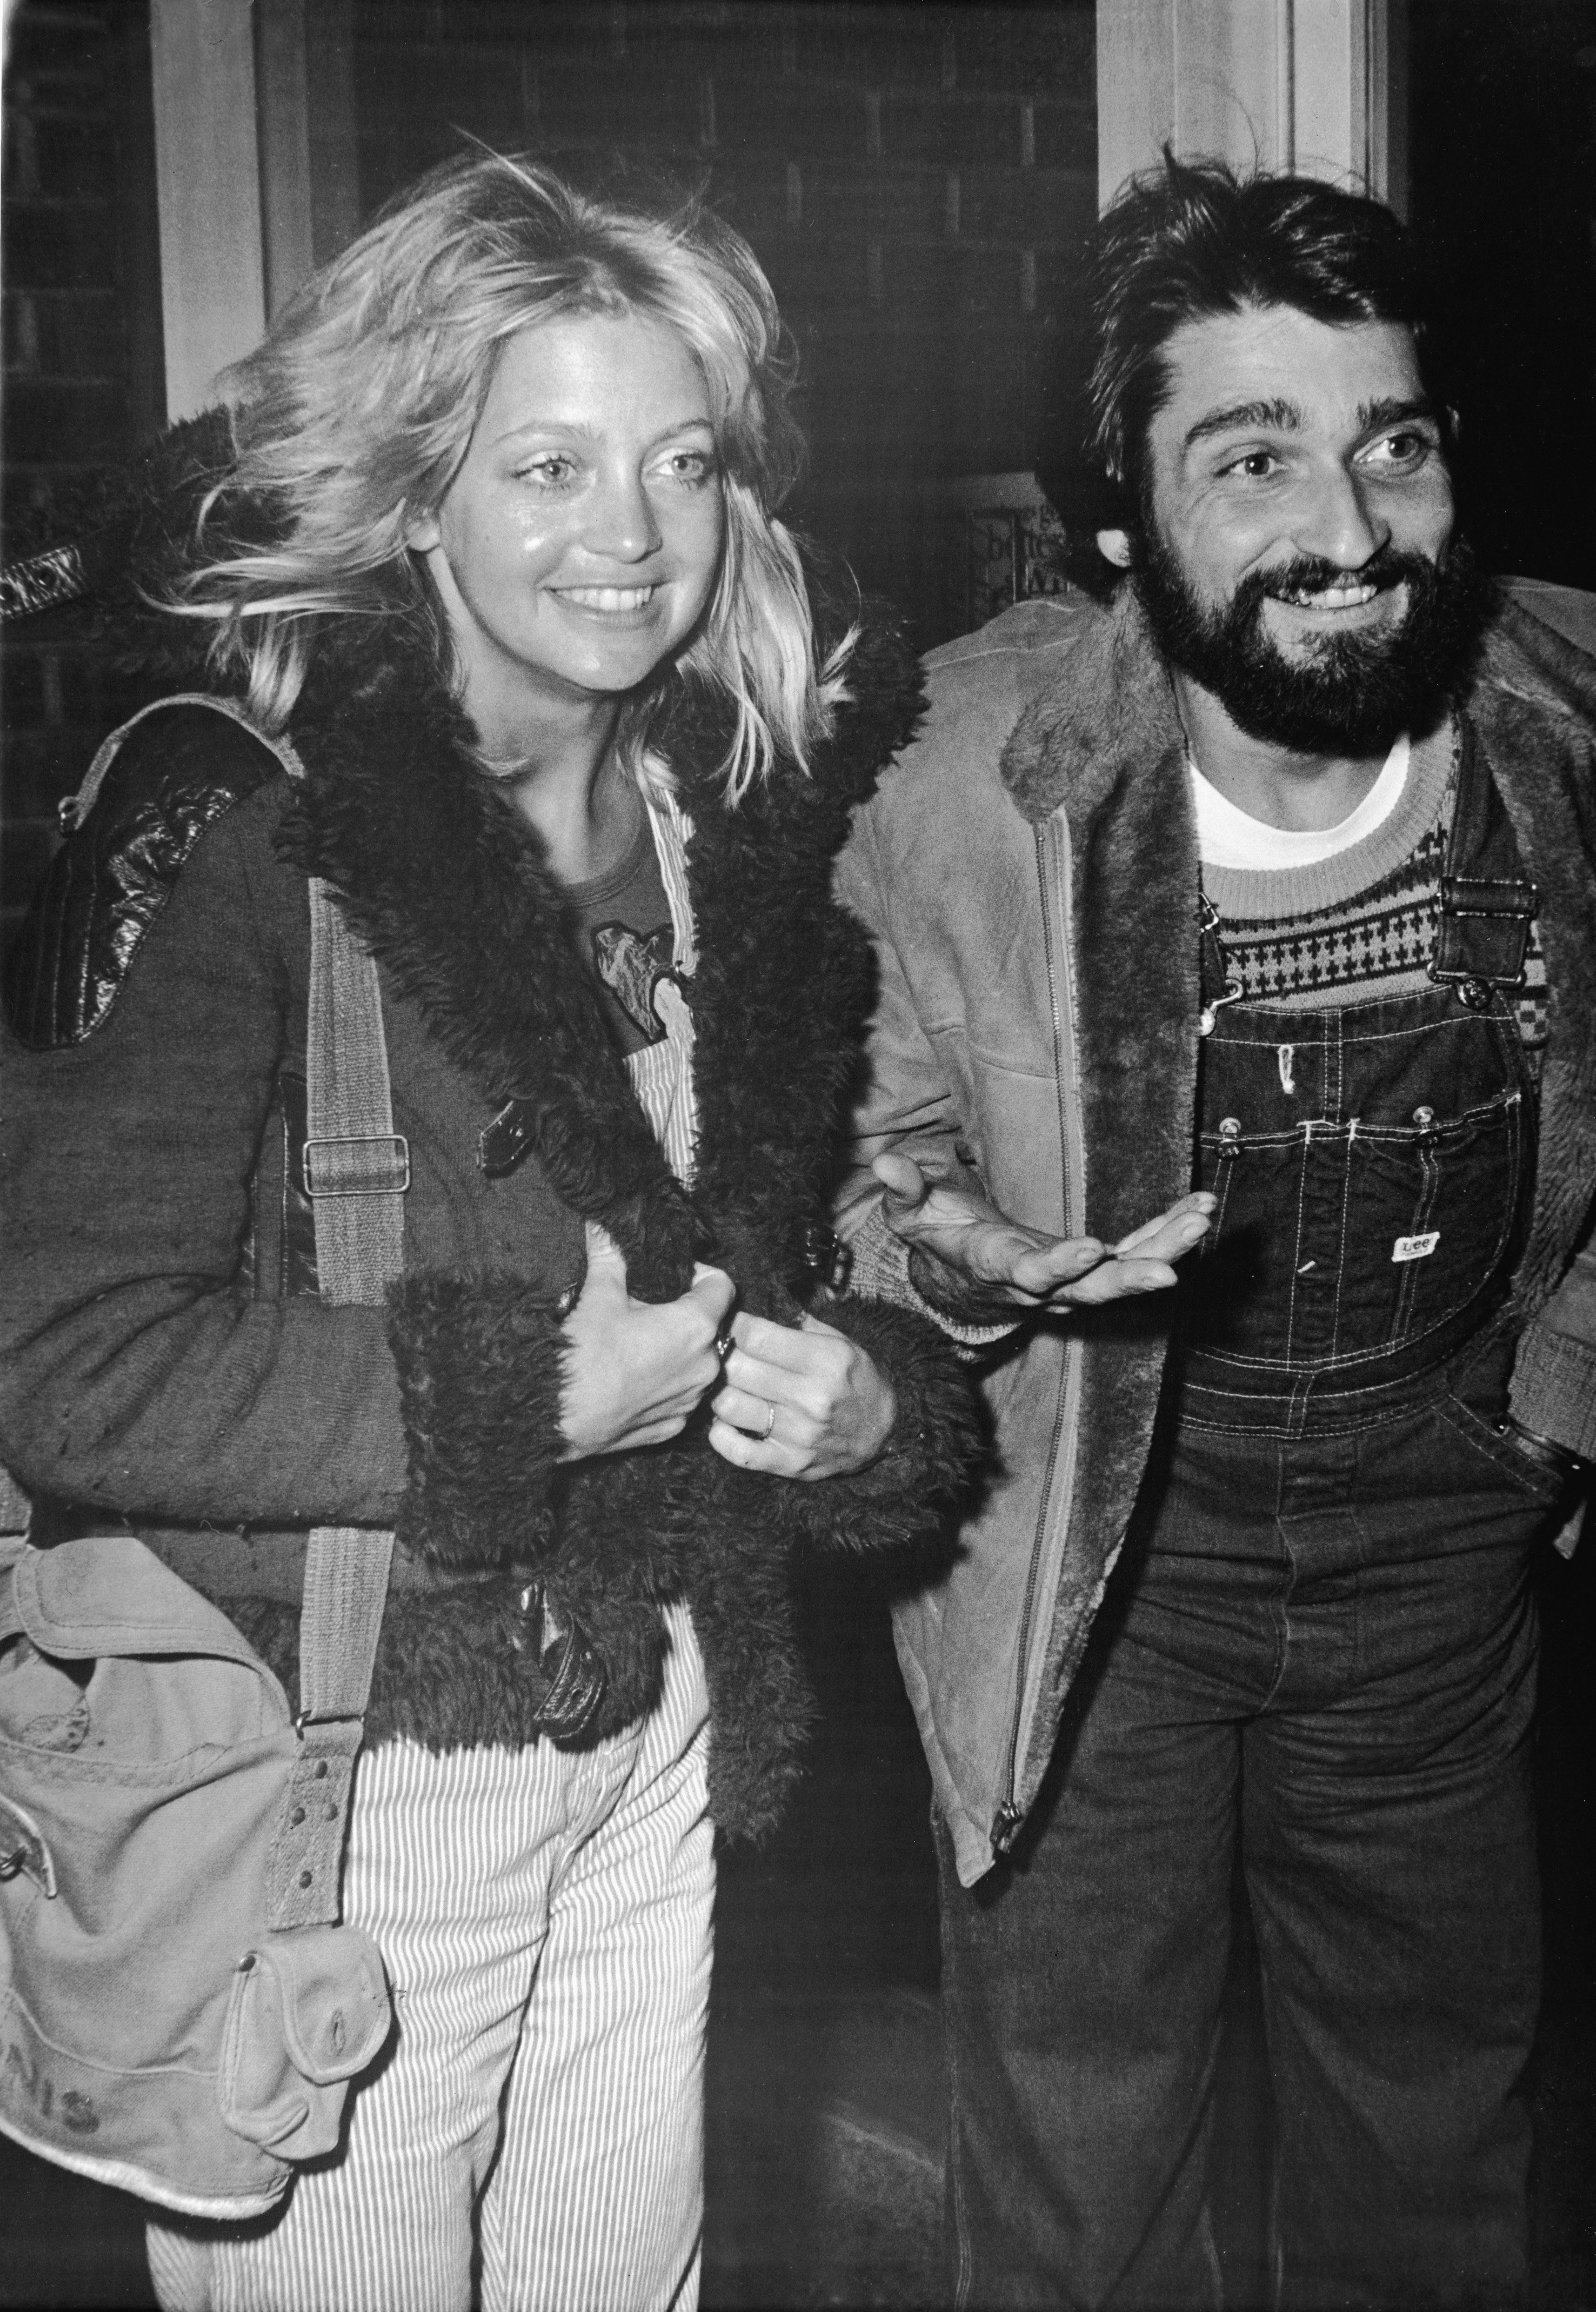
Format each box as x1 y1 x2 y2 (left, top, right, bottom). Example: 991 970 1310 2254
277 585 924 1307
13 403 927 1302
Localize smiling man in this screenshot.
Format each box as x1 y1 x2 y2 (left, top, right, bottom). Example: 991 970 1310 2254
837 158 1596 2308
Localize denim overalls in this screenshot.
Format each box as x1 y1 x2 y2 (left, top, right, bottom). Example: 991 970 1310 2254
964 730 1570 2312
1183 720 1540 1432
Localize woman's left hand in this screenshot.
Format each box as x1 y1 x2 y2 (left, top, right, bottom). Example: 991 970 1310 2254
708 1311 896 1480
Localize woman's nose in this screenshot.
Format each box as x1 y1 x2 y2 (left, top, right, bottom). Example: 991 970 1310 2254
582 471 661 561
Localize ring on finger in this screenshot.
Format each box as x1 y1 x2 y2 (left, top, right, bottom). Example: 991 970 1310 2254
760 1398 776 1440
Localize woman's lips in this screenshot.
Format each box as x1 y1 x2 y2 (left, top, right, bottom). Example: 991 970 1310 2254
552 583 659 613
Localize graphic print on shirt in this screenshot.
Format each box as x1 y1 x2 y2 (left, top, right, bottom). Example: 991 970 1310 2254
592 920 675 1044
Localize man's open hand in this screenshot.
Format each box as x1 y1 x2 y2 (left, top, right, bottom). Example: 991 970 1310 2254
872 1152 1214 1323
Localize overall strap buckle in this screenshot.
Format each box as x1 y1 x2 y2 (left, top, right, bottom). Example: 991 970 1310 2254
1427 723 1540 1009
1429 876 1539 1008
1197 895 1244 1038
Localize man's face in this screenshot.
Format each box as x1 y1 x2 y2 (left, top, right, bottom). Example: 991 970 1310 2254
1133 304 1487 753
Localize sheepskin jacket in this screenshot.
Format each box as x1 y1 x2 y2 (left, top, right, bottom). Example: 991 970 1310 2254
0 426 982 1842
837 577 1596 1886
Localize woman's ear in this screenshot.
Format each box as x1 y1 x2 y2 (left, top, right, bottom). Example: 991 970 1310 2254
1096 528 1133 570
405 507 442 552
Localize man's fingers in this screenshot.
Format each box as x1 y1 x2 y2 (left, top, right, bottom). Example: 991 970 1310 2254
1056 1255 1180 1306
871 1150 929 1205
1112 1193 1217 1258
1005 1235 1111 1295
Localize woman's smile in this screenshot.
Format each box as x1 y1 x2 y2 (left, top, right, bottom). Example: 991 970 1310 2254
549 579 665 621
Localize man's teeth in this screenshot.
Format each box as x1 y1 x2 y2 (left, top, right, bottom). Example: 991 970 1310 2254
1276 580 1381 610
559 585 656 610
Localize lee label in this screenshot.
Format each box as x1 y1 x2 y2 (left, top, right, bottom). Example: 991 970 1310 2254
1392 1232 1440 1263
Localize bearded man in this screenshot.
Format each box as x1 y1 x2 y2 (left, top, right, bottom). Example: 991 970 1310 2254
836 157 1596 2310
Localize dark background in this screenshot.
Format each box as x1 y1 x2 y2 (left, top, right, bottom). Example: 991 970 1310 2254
2 3 1594 2306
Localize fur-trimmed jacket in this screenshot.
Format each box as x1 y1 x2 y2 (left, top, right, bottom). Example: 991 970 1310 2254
836 578 1596 1888
0 427 981 1842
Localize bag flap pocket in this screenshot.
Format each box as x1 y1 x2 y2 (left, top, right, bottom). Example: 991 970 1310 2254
14 1537 275 1670
220 1924 391 2159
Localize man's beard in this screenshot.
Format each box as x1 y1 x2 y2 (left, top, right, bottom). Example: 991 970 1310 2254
1132 526 1493 756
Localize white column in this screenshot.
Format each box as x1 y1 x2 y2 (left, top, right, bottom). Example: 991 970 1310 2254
149 0 266 419
1097 0 1402 214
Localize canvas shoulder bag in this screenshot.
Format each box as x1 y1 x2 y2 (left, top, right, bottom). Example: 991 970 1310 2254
0 700 406 2218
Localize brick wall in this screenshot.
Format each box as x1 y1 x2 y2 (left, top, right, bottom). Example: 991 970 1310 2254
349 1 1098 641
0 1 1093 932
2 0 164 933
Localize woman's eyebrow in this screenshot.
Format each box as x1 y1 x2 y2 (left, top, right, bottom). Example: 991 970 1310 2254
490 415 716 449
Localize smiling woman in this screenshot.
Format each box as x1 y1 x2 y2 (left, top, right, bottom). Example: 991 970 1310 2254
404 313 727 876
0 151 980 2312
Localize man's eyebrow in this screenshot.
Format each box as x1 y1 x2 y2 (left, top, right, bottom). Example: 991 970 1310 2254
1183 397 1301 449
1356 395 1440 434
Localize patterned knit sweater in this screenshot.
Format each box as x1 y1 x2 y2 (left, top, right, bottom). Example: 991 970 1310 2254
1199 717 1549 1066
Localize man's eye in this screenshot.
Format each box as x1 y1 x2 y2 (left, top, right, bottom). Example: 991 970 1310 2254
1365 431 1431 468
1225 451 1281 480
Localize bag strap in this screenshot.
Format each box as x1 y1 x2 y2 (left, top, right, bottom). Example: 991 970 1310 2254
265 794 405 1932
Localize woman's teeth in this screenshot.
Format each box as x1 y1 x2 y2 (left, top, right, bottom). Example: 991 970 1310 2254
1276 580 1381 610
558 585 657 611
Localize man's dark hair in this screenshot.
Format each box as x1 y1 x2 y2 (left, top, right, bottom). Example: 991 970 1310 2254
1089 152 1440 509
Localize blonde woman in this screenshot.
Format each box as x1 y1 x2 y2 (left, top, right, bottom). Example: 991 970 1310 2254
0 154 977 2311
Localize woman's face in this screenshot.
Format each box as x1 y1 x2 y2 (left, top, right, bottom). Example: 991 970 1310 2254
409 310 725 726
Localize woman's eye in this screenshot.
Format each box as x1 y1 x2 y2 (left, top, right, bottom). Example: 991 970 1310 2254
518 456 578 487
659 449 716 486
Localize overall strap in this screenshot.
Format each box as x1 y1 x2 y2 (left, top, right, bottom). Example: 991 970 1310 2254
1431 720 1540 1007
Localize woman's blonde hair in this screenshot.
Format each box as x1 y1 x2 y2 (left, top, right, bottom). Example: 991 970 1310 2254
176 150 851 799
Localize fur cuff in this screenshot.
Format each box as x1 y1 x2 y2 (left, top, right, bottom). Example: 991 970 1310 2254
387 1271 566 1570
777 1296 987 1550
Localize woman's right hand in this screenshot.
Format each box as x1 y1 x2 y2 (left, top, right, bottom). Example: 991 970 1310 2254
558 1223 736 1460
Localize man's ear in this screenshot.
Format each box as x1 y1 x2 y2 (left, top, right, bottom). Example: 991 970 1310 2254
1096 528 1133 570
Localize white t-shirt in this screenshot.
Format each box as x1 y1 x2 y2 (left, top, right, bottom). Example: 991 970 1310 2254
1190 734 1410 871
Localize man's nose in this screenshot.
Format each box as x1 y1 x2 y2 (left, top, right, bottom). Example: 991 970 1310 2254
1291 463 1389 571
583 470 661 561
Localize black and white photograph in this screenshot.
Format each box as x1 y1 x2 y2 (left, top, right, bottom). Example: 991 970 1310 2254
1 3 1593 2308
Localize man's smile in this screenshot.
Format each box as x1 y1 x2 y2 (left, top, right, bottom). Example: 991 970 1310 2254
1260 573 1411 639
1270 577 1382 610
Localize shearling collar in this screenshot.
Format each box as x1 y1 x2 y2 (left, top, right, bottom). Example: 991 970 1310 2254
15 405 928 1307
999 584 1186 831
992 576 1596 1321
275 578 924 1311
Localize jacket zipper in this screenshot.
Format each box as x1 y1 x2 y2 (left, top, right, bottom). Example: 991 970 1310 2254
991 825 1078 1857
